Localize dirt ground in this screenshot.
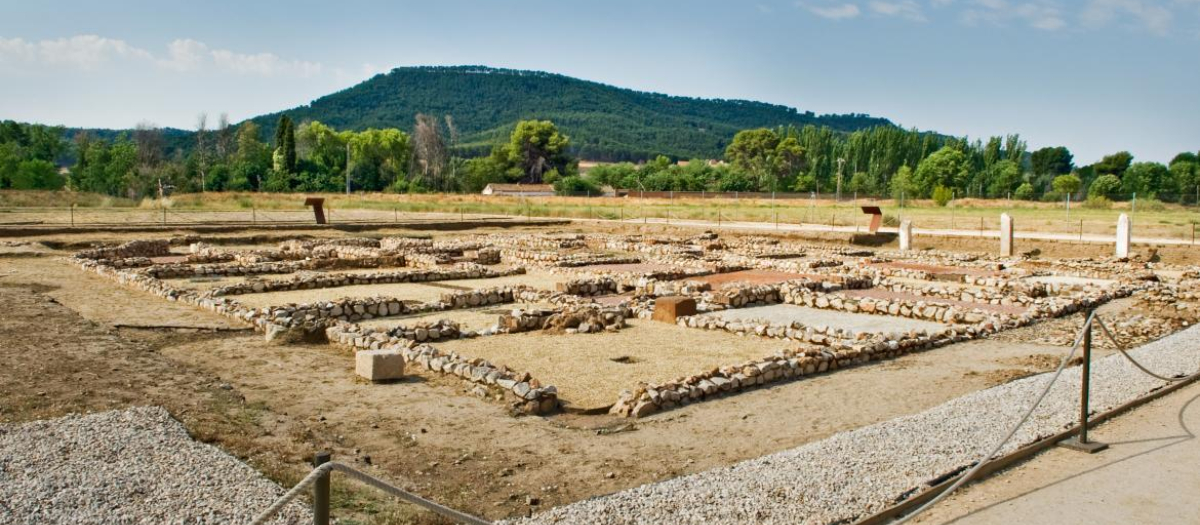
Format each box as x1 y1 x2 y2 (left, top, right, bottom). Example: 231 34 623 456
0 223 1190 524
689 268 818 287
435 318 799 410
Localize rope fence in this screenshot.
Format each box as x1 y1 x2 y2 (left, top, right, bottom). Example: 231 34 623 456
890 310 1200 523
250 458 490 525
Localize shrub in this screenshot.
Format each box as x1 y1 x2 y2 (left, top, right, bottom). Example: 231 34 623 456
1137 198 1166 211
1082 195 1112 209
1089 174 1122 199
554 175 600 196
1014 183 1036 200
1041 190 1064 203
931 185 953 207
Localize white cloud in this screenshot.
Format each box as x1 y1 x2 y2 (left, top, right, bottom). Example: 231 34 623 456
962 0 1066 31
804 2 863 19
869 0 927 21
1083 0 1174 35
160 39 208 71
211 49 322 77
0 34 322 77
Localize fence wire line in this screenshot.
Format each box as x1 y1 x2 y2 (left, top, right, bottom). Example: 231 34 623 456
1095 316 1200 383
249 460 490 525
892 311 1095 524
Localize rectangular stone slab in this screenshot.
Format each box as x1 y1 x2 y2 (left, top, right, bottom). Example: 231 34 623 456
652 296 697 323
355 349 406 381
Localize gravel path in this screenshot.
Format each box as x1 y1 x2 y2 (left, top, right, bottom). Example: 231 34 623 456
0 406 309 525
509 324 1200 525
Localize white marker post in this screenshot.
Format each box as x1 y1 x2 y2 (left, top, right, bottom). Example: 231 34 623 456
1115 213 1131 258
1000 213 1014 257
899 220 913 252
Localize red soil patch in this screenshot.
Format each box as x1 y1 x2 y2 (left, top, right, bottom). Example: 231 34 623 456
690 269 823 287
840 288 1027 315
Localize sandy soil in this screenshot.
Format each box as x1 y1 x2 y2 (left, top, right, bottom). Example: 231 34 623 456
703 303 949 334
436 319 797 410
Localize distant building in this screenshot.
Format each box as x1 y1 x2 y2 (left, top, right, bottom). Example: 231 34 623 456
481 183 556 197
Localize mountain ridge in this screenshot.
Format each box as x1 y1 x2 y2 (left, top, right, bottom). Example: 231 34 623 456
247 65 895 161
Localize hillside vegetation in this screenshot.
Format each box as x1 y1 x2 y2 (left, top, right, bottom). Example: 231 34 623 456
249 66 891 161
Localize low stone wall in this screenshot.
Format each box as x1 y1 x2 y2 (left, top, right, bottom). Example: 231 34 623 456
379 236 434 251
74 240 171 261
473 247 501 265
556 277 618 296
613 279 1143 418
325 322 558 414
499 249 641 268
144 260 311 279
206 265 524 297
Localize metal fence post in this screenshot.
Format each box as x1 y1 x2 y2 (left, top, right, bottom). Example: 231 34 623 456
314 452 331 525
1061 310 1108 453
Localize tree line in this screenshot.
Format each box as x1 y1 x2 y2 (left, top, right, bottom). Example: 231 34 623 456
1 116 1196 206
585 125 1200 205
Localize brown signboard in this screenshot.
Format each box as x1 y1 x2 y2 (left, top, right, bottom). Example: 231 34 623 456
305 197 327 224
861 206 883 233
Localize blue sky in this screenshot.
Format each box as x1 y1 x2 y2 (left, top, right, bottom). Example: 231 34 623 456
0 0 1197 164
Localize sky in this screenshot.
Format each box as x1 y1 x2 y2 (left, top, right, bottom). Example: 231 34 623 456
0 0 1197 164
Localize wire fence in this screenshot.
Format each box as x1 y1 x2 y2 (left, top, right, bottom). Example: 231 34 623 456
2 195 1198 243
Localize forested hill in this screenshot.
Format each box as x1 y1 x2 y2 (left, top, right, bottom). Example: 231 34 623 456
250 66 894 161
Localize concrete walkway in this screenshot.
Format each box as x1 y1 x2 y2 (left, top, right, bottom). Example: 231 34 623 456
913 380 1200 525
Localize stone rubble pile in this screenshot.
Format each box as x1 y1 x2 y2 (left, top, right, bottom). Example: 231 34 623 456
500 304 630 334
385 318 468 342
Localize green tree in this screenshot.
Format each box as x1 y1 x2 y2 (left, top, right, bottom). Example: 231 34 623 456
10 159 63 189
273 115 296 174
1051 174 1082 196
913 147 969 197
506 120 573 183
1093 151 1132 178
890 165 918 204
1030 146 1073 177
985 160 1023 198
1168 158 1199 203
1122 162 1168 197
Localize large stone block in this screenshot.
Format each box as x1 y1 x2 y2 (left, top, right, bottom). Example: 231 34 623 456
652 296 696 323
355 349 406 381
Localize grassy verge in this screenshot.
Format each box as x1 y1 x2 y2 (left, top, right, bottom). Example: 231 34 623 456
3 190 1199 239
